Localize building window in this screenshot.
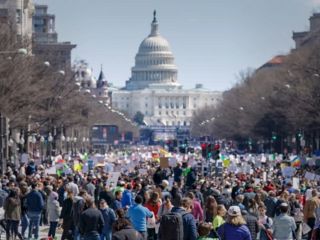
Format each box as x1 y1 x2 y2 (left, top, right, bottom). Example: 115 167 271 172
183 121 187 126
0 9 8 17
145 103 148 107
126 104 129 108
159 104 162 108
16 9 21 23
145 111 148 115
166 111 169 115
159 111 161 115
183 111 186 115
183 104 186 109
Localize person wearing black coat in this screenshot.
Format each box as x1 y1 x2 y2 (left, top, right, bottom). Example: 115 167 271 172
60 189 74 240
112 209 142 240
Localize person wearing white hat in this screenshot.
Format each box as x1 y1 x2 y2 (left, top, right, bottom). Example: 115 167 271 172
217 205 252 240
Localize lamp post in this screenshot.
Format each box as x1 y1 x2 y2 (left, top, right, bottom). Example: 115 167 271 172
73 137 77 157
66 137 70 155
31 135 36 159
40 136 45 163
61 134 65 154
48 133 53 162
19 134 25 154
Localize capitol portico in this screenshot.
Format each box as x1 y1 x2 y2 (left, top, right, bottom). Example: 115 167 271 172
112 11 222 126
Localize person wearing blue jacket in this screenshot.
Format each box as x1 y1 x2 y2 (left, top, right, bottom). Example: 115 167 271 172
171 197 198 240
127 195 153 239
99 199 116 240
121 184 133 208
217 206 252 240
26 182 44 240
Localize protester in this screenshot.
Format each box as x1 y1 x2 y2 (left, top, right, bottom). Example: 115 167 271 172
73 189 88 240
169 197 198 240
47 191 61 239
4 187 23 240
127 195 153 239
212 204 226 230
112 209 142 240
26 182 44 240
205 196 218 222
304 189 320 240
273 202 297 240
99 199 116 240
257 205 273 240
242 210 259 240
197 222 214 240
157 195 173 219
217 206 252 240
79 196 104 240
122 184 134 209
60 188 74 240
144 192 161 240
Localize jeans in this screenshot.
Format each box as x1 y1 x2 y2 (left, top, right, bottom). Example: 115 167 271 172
21 214 29 238
48 221 58 238
83 233 100 240
307 218 316 240
139 231 147 240
147 228 156 240
100 232 112 240
74 226 83 240
27 211 41 239
6 220 22 240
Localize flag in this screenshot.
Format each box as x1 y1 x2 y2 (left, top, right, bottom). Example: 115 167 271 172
290 156 301 168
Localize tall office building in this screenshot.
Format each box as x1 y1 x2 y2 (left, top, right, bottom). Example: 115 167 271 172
32 4 76 71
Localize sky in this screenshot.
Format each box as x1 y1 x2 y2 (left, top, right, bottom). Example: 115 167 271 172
34 0 320 91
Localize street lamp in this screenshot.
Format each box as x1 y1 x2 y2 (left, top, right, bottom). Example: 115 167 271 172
48 133 53 161
40 136 45 163
73 137 77 156
61 134 65 154
66 137 70 155
31 135 36 159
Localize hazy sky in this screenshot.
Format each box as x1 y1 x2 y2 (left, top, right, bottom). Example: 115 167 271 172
34 0 320 91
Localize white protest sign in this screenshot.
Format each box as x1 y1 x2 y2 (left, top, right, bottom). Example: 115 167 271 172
106 172 121 189
282 167 295 177
263 172 267 182
305 172 316 181
315 175 320 181
138 169 148 175
169 158 177 167
292 177 300 189
45 166 56 175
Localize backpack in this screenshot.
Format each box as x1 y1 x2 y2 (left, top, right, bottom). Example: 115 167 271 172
158 211 187 240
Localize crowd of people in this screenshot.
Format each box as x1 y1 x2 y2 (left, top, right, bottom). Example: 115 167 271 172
0 147 320 240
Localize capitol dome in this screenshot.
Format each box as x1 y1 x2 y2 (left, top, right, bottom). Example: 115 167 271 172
126 11 179 90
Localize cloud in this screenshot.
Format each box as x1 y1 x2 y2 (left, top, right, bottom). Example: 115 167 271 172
310 0 320 6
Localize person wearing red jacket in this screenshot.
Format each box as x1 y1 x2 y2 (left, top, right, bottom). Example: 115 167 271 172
145 191 161 240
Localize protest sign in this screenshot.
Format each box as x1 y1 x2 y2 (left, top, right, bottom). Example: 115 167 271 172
106 172 121 189
292 177 300 189
305 172 316 181
169 158 177 167
45 166 56 175
282 166 295 177
160 157 169 168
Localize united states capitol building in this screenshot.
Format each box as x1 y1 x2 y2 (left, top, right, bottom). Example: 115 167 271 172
111 11 222 127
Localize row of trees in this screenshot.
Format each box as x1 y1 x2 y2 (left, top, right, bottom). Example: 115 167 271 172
0 24 138 143
191 39 320 152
